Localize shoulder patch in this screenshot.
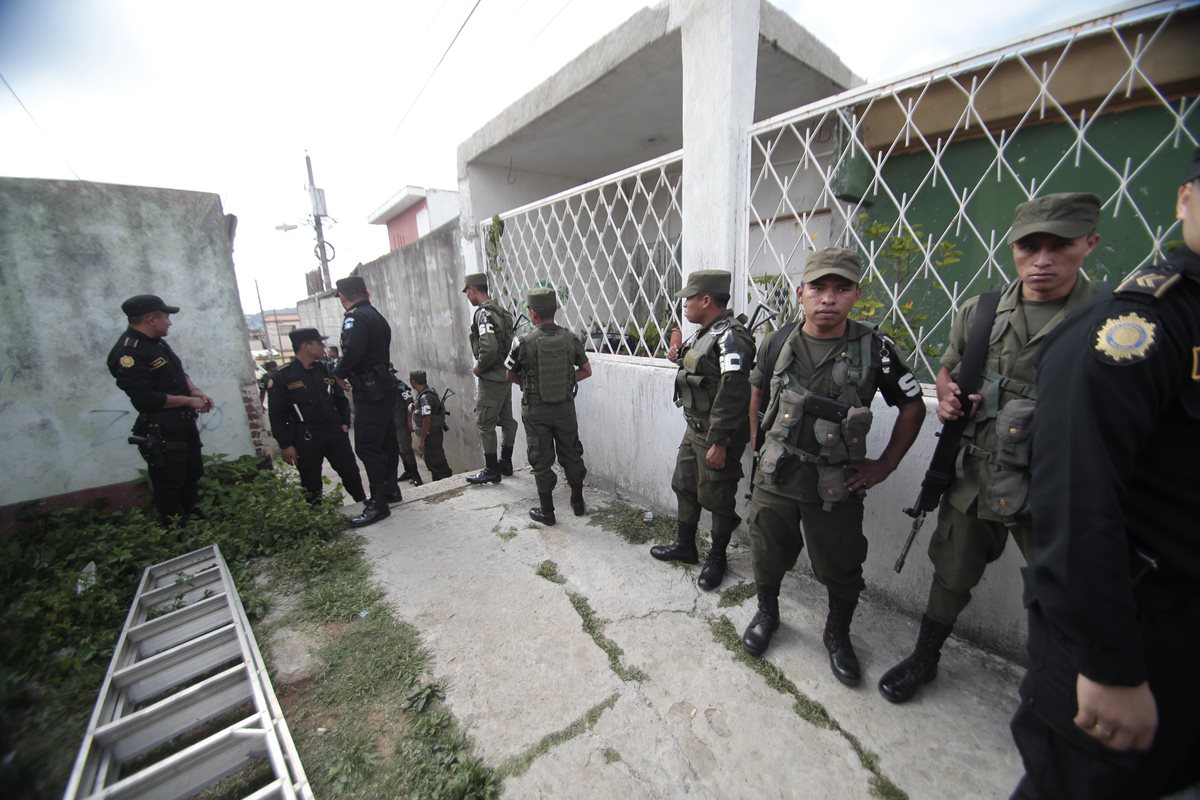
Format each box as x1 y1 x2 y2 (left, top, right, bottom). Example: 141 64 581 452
1093 312 1158 365
1115 266 1182 300
343 317 355 330
119 355 135 368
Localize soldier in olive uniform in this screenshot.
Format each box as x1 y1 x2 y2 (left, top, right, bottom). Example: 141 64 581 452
333 275 401 527
879 193 1102 704
463 273 518 484
505 287 591 524
267 328 366 504
390 368 424 487
651 270 756 592
741 250 924 685
107 294 214 524
409 370 453 481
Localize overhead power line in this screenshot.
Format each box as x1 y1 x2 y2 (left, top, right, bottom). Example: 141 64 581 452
0 70 81 180
390 0 485 138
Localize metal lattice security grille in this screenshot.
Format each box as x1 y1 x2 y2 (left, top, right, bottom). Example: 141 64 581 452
480 152 684 357
747 1 1198 382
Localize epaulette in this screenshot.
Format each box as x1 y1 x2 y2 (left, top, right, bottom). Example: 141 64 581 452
1115 264 1182 301
710 317 732 335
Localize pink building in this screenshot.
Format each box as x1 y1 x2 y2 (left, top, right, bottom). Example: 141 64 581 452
368 186 459 251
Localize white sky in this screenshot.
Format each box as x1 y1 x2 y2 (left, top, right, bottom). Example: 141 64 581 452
0 0 1117 314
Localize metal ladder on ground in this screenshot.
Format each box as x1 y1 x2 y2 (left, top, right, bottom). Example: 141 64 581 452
63 544 313 800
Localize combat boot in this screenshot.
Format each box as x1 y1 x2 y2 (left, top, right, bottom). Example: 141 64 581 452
697 531 731 591
466 453 502 485
499 445 515 477
399 456 422 486
741 584 781 656
823 596 862 686
385 480 403 504
878 615 954 704
530 492 556 525
350 496 391 528
569 483 586 516
649 522 699 564
409 471 423 487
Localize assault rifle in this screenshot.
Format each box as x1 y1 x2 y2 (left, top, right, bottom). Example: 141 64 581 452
894 292 1000 573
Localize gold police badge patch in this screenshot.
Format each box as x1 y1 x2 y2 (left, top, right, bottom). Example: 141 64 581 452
119 355 135 368
1094 312 1157 364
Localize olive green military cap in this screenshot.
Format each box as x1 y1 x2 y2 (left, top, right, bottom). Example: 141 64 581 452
527 287 558 312
803 248 863 283
675 269 731 298
1007 192 1101 244
409 369 427 384
462 272 488 292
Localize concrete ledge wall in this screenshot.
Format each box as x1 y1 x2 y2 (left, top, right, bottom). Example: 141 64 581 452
0 178 258 507
576 353 1026 659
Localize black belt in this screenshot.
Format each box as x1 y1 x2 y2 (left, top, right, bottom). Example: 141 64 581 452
146 408 198 421
686 417 709 433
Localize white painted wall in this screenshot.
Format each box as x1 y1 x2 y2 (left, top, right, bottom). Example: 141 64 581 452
0 178 258 507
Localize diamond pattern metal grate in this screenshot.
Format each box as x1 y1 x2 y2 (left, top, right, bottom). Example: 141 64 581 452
747 0 1197 381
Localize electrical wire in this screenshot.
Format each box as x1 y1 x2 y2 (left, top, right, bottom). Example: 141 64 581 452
390 0 485 138
0 70 81 180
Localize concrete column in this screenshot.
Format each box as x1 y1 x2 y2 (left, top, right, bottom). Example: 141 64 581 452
672 0 760 316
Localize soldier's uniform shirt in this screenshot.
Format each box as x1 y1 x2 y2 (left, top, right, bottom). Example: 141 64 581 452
670 310 756 539
747 321 921 595
392 378 417 468
333 299 400 495
413 386 452 481
106 327 203 521
506 323 588 494
471 300 518 453
1011 245 1200 800
923 275 1097 625
267 358 365 502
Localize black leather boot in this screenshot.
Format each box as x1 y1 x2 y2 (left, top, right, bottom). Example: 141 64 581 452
466 453 502 485
742 584 781 656
569 483 585 516
499 445 514 477
823 596 862 686
649 522 699 564
385 480 403 504
697 532 731 591
350 495 391 528
878 615 954 704
530 492 556 525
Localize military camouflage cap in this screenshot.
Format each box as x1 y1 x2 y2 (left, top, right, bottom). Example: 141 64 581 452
335 275 368 296
1183 147 1200 185
802 248 863 284
409 369 427 385
462 272 488 292
1007 193 1101 244
675 269 731 299
527 287 558 312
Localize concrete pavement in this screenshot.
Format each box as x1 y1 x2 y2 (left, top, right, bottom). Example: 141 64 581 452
351 468 1025 799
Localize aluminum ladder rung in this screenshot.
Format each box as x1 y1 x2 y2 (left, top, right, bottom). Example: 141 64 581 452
144 547 220 584
138 569 223 611
112 624 241 705
126 594 231 658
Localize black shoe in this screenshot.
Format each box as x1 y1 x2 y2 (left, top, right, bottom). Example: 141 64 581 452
397 469 414 482
530 492 556 525
569 485 585 516
385 484 402 504
823 598 862 686
499 446 514 476
410 473 424 487
467 453 502 485
650 522 699 564
878 615 954 704
349 499 391 528
742 585 781 656
697 553 727 591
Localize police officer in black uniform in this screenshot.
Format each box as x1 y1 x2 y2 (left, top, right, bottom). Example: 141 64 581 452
258 361 278 404
332 275 401 527
268 328 367 505
107 294 213 524
1010 150 1200 799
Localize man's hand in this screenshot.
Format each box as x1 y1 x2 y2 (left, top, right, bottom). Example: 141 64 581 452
472 364 481 377
417 438 426 457
667 343 681 363
935 380 981 424
1074 674 1157 752
843 458 895 492
341 425 349 434
280 446 299 466
705 443 726 470
337 378 351 392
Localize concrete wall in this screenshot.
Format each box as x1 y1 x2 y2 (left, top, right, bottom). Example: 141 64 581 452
0 178 260 508
576 353 1026 658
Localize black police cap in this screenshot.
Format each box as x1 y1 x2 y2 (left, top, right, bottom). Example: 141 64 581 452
121 294 180 317
289 327 327 348
336 276 368 295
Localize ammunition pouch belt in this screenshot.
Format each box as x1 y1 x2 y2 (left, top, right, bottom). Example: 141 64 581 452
674 371 713 414
961 396 1036 522
685 415 710 433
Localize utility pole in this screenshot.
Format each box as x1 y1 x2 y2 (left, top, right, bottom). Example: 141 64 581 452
254 279 272 355
306 154 333 292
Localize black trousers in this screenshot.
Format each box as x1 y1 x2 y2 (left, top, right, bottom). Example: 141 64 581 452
1010 600 1200 800
148 428 203 523
353 394 400 498
296 425 365 502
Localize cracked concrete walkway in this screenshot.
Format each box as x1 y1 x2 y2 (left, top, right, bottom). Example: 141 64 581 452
353 469 1024 799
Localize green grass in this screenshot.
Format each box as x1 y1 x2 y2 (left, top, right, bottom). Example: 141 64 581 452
536 560 566 584
567 593 647 683
717 581 758 608
492 524 518 542
709 616 907 799
587 501 677 546
496 693 619 779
